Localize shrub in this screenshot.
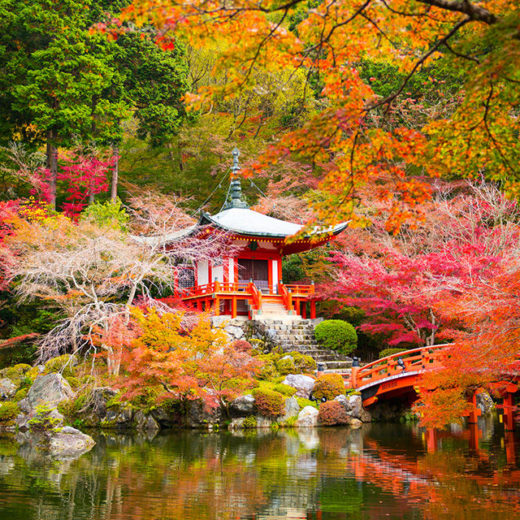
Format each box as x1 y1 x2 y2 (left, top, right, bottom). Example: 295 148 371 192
296 397 318 410
290 352 317 373
0 401 19 422
379 348 407 359
242 416 257 429
0 363 32 386
257 354 278 381
232 340 253 353
273 383 297 397
13 388 29 402
315 320 357 354
318 400 350 426
276 356 296 375
313 373 345 401
252 388 284 417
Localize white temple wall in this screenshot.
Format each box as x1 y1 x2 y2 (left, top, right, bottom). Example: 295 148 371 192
228 258 235 283
272 259 279 290
213 264 224 283
197 259 209 286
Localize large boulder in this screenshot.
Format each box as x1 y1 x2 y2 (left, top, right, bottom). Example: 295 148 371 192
335 394 371 422
282 397 300 422
47 426 95 458
0 379 17 400
282 374 315 399
229 395 255 417
21 373 75 412
134 410 160 432
186 399 222 428
296 406 319 428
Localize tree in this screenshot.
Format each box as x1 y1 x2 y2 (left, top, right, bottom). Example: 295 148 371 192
116 0 519 230
4 194 231 362
0 0 129 208
324 182 519 349
115 308 261 407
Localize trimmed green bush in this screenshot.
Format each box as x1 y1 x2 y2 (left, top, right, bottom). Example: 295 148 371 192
273 383 297 397
379 348 406 359
313 373 345 401
290 352 317 373
252 388 284 417
314 320 357 355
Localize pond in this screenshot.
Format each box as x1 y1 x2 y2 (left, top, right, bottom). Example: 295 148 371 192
0 419 519 520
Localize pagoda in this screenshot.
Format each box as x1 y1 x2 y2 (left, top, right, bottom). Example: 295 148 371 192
170 149 348 319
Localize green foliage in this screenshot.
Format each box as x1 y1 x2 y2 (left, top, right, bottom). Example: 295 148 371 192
28 404 62 434
44 354 77 377
275 356 296 375
296 397 318 410
0 401 19 422
242 416 257 429
81 199 129 231
273 383 297 397
379 348 407 359
290 351 316 373
252 388 284 417
313 373 345 401
315 320 358 355
13 387 29 402
318 400 350 426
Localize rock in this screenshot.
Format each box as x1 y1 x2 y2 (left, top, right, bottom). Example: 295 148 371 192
348 418 363 429
134 410 160 432
104 406 133 428
48 427 95 458
282 397 300 422
256 416 273 429
283 374 315 399
229 395 255 417
186 399 222 428
334 394 370 421
225 325 244 340
0 378 17 400
476 391 495 415
296 406 319 428
229 418 246 430
24 373 75 411
16 407 64 432
78 387 118 427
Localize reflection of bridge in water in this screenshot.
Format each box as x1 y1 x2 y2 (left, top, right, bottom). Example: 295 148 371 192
345 344 519 428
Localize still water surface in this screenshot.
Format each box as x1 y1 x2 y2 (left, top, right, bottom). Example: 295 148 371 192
0 420 519 520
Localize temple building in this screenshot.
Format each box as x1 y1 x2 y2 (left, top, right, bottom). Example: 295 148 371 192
160 149 347 319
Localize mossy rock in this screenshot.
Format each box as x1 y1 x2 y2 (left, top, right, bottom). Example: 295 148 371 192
276 356 296 376
0 363 32 386
290 352 317 373
44 355 78 377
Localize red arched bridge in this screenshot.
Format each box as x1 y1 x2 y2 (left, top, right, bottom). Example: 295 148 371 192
345 344 519 427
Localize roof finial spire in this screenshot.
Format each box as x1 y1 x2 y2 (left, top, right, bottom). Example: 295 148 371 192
224 147 248 209
231 147 240 177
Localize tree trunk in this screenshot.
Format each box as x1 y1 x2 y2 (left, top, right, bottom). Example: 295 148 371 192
46 131 58 210
111 145 119 202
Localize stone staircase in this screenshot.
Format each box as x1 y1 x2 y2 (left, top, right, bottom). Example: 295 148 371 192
255 318 353 374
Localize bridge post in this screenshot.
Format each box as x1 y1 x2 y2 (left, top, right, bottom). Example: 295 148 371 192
467 392 481 425
503 392 515 432
425 429 437 453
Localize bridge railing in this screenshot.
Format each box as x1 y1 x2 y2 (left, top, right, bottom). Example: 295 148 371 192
351 344 452 389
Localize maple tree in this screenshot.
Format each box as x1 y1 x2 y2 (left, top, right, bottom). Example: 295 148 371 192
110 0 519 231
116 308 261 408
323 182 519 349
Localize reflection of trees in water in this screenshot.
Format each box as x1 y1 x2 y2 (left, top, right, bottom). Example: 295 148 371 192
0 423 518 520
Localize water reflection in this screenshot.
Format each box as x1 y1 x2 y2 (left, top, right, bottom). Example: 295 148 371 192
0 419 518 520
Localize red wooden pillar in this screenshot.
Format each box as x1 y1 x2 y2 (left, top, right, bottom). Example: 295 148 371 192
469 421 480 451
505 430 516 465
503 392 515 432
425 429 437 453
310 300 316 319
302 302 307 319
467 392 480 424
214 297 220 316
231 297 237 318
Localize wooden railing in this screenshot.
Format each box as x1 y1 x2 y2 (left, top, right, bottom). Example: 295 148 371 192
178 281 314 299
248 282 262 311
350 344 451 389
284 283 315 296
279 283 293 312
